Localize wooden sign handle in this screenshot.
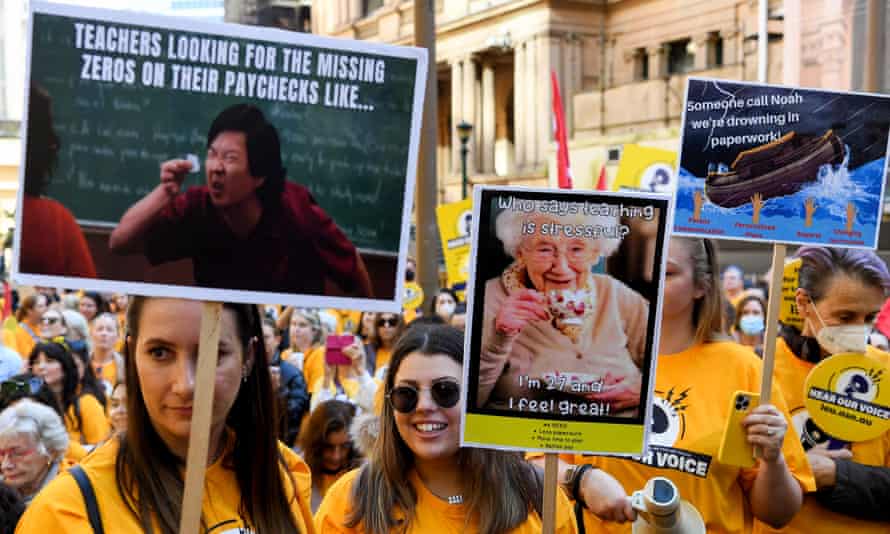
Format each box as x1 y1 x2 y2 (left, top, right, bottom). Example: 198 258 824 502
760 244 787 404
542 452 559 534
179 302 222 534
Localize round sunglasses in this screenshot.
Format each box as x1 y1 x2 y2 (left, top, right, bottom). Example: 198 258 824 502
388 381 461 413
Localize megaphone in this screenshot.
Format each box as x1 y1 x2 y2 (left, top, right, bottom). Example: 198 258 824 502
631 477 705 534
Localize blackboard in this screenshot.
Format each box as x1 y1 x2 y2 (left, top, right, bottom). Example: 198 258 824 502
29 12 420 254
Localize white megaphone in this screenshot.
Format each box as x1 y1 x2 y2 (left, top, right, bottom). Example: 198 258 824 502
630 477 705 534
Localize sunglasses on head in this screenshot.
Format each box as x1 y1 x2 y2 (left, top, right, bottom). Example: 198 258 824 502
0 377 44 396
377 317 398 328
387 380 461 413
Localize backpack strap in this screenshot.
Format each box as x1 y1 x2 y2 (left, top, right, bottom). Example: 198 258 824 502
70 465 105 534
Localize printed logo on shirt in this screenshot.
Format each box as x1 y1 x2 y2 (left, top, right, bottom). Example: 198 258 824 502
207 519 252 533
791 407 850 452
632 387 712 478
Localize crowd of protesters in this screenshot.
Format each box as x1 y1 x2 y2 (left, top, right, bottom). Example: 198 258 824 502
0 240 888 533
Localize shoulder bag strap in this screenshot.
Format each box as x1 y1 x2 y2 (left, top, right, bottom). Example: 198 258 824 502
70 465 105 534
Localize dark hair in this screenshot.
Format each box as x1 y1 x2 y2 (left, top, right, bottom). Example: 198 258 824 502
347 325 543 534
298 400 359 488
80 292 110 319
353 312 378 344
432 288 459 316
797 246 890 302
0 482 25 533
24 84 60 196
733 294 766 333
118 297 299 534
207 104 285 209
68 340 107 407
373 312 405 350
27 342 85 435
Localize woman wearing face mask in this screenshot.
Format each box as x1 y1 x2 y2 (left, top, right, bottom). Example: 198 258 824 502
315 325 577 533
17 297 313 533
763 246 890 533
544 238 813 534
733 294 766 356
433 289 458 324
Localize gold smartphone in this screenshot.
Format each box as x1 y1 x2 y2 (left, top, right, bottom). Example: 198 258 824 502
718 390 760 468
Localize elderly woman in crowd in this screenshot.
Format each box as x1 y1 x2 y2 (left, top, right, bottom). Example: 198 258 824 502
0 399 68 504
478 205 650 414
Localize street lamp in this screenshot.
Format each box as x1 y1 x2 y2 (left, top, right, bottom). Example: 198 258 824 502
457 120 473 199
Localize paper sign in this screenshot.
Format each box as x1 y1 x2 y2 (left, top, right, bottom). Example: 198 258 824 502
461 186 673 455
15 2 428 312
436 198 473 292
779 257 803 330
613 144 678 194
804 352 890 442
674 78 890 248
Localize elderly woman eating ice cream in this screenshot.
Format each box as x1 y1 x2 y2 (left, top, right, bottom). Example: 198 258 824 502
478 205 650 415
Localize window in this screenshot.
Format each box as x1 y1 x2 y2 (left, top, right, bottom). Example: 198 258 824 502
607 147 622 162
712 34 724 67
667 39 694 75
363 0 384 16
633 47 648 81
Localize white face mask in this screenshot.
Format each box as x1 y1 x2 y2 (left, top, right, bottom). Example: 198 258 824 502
437 302 456 318
810 302 869 354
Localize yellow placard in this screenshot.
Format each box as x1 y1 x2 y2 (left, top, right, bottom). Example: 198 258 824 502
436 198 473 292
613 144 677 193
403 281 424 311
464 413 645 454
804 352 890 442
779 258 803 329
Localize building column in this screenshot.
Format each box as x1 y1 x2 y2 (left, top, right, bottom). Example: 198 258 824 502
563 35 582 137
524 37 539 171
462 54 478 175
513 41 527 170
720 28 740 66
693 32 710 71
647 44 668 79
450 59 463 174
537 34 561 170
481 61 496 174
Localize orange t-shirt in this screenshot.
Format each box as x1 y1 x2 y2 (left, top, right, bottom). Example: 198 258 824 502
8 320 41 360
20 196 97 279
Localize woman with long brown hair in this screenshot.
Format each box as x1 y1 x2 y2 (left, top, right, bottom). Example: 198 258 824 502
5 294 47 359
18 297 313 533
298 400 360 511
315 325 576 533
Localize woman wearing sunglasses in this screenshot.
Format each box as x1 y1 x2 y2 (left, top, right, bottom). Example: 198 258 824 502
366 312 404 378
315 325 577 534
38 309 67 341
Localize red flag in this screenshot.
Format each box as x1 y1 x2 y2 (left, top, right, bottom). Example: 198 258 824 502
596 164 609 191
551 71 572 189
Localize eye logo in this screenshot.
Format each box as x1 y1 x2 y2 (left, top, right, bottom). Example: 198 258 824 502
835 367 881 402
650 387 690 448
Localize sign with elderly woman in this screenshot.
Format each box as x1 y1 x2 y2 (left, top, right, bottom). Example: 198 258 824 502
461 186 672 455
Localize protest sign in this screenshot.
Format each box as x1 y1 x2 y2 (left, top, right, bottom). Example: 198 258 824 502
803 352 890 443
14 2 427 312
613 144 678 194
674 78 890 249
461 186 672 455
436 198 472 293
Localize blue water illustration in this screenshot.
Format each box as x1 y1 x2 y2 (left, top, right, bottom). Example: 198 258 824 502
674 149 885 247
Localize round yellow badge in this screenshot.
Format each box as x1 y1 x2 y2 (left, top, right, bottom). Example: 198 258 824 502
403 282 424 311
804 352 890 442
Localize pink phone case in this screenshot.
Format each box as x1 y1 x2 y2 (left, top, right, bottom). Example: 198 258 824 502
325 335 354 365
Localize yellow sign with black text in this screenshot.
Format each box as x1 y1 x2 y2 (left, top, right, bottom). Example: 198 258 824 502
436 198 473 293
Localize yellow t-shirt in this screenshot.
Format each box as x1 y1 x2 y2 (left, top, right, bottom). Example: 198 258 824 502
9 320 41 360
756 339 890 534
66 393 111 447
315 468 578 533
575 341 814 534
91 356 119 395
373 346 392 375
16 434 315 533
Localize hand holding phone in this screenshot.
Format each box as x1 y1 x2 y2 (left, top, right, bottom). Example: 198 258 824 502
718 391 760 468
325 335 355 366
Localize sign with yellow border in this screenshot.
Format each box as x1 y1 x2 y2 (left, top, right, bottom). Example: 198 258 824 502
613 144 677 193
804 352 890 442
436 198 473 292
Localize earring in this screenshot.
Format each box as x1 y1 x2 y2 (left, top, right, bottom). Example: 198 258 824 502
241 364 249 383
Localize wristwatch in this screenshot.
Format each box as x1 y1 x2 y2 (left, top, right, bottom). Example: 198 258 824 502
563 464 595 506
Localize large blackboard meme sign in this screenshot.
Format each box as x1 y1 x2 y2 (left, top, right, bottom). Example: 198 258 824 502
15 2 427 311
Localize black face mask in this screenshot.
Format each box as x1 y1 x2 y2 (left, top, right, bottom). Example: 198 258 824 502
405 269 416 282
779 323 824 364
